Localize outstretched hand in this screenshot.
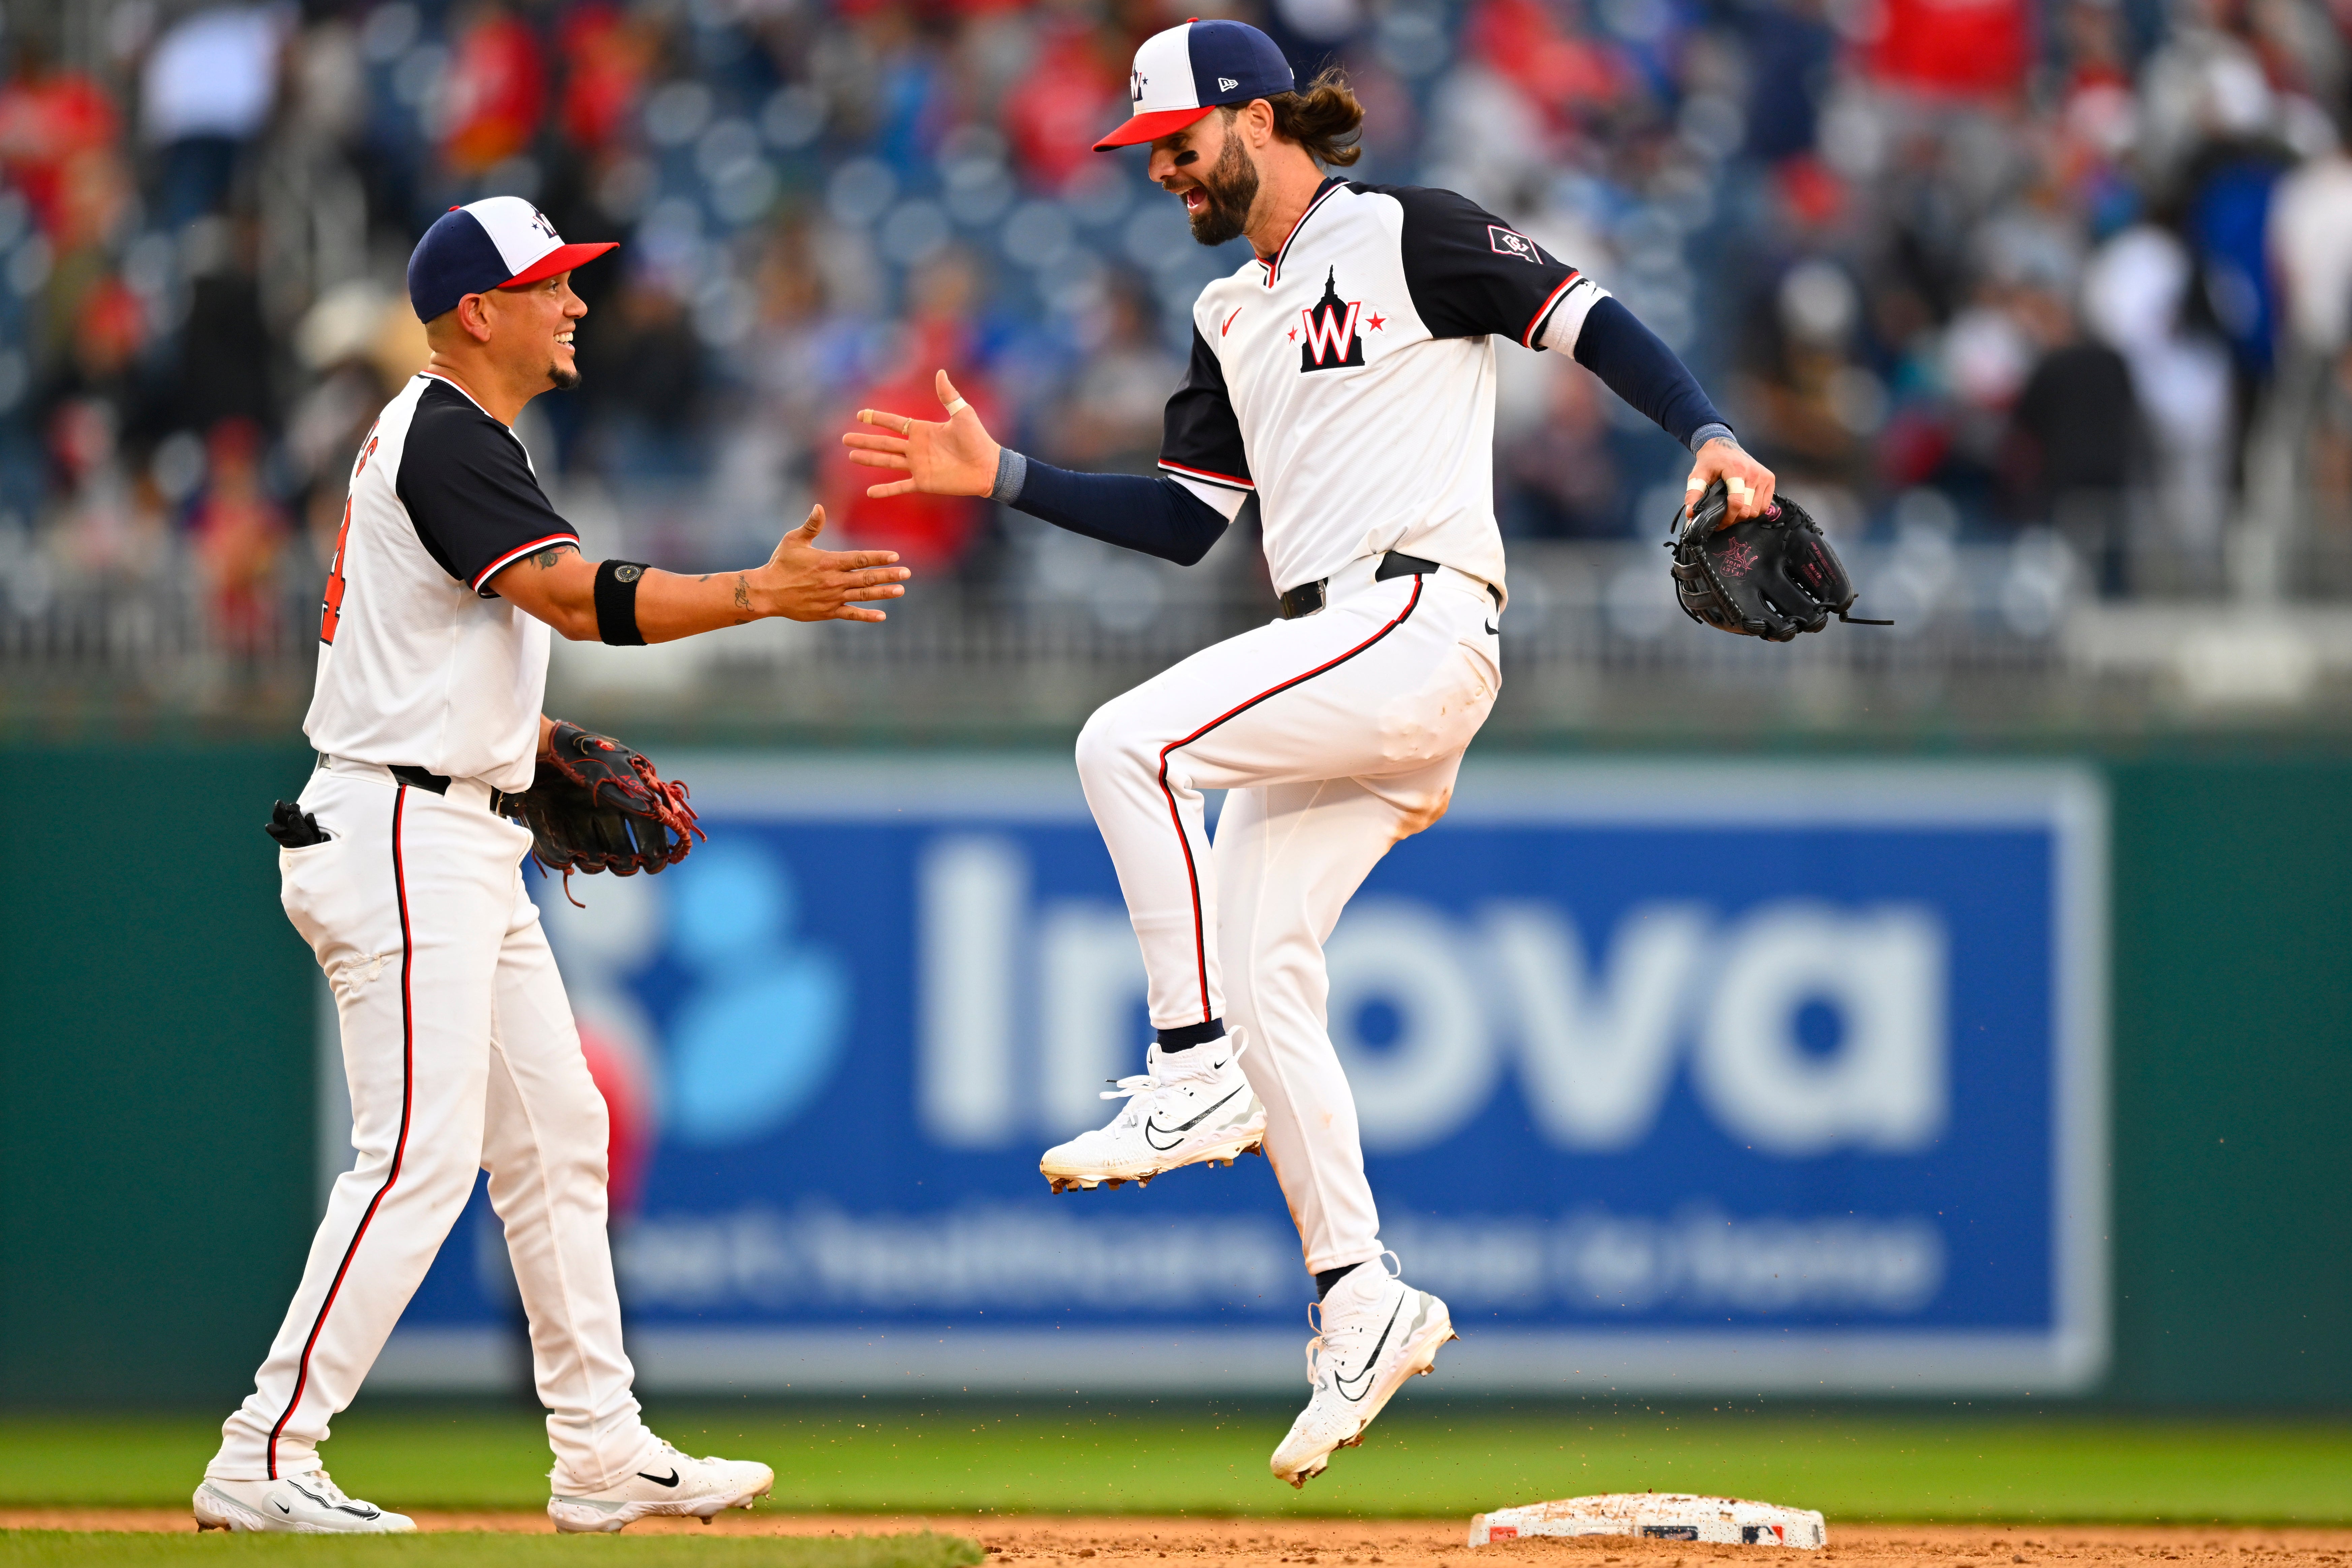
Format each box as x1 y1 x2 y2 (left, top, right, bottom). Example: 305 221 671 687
841 370 1001 499
1686 437 1777 524
757 505 910 623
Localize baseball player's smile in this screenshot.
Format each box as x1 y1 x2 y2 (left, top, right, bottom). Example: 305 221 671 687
211 193 902 1533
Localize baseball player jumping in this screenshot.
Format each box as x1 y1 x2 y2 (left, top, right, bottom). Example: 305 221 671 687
195 197 909 1534
844 22 1773 1487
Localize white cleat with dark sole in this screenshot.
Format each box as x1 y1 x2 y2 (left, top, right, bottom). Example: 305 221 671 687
193 1470 415 1533
1039 1032 1268 1193
547 1441 775 1533
1269 1258 1457 1488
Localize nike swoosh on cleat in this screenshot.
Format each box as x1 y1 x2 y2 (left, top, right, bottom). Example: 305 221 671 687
1144 1084 1246 1149
637 1468 681 1487
289 1480 380 1519
276 1501 291 1514
1332 1297 1405 1402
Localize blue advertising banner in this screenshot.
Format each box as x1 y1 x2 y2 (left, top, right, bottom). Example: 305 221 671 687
355 757 2107 1396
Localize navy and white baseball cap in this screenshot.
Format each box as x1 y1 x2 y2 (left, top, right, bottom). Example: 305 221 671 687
1094 19 1296 150
406 195 618 323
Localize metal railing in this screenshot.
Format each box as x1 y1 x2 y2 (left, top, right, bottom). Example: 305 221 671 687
9 534 2352 739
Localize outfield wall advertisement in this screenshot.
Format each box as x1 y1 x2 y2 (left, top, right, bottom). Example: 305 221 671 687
355 756 2108 1396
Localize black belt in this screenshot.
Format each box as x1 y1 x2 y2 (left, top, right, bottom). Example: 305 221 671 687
389 763 452 793
1280 552 1443 620
316 754 519 814
388 763 518 817
1279 552 1503 619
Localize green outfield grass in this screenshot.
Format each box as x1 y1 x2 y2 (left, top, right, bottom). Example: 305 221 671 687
2 1404 2347 1525
0 1532 979 1567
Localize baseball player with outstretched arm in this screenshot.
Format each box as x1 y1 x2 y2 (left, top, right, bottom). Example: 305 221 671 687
194 197 909 1535
844 23 1774 1488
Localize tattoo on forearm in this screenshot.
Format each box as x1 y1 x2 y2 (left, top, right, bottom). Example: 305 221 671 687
734 574 751 614
528 545 577 569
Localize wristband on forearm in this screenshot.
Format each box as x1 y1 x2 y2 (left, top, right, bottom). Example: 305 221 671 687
594 560 649 645
990 448 1029 503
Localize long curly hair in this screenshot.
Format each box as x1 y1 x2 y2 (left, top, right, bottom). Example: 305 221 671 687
1227 65 1365 168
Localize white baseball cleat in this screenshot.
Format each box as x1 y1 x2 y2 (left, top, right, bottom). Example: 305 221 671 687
1039 1032 1268 1193
1269 1258 1457 1488
193 1470 416 1533
546 1440 776 1533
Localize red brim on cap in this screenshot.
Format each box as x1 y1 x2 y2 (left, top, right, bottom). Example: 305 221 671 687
1094 105 1215 150
500 240 619 289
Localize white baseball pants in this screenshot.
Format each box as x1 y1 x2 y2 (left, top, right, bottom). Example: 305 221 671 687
210 763 652 1492
1075 556 1500 1274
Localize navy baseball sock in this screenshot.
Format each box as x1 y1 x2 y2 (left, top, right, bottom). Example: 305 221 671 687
1155 1018 1226 1052
1314 1263 1362 1300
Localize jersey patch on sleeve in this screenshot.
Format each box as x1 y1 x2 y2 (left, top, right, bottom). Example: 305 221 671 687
1378 183 1587 345
1487 225 1547 263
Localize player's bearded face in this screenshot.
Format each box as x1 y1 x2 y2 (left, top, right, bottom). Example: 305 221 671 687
1185 127 1259 248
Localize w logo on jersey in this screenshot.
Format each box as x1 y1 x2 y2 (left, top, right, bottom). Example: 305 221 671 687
1299 268 1365 373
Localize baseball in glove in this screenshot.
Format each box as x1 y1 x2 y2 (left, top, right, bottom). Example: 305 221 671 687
1668 479 1890 641
506 722 704 899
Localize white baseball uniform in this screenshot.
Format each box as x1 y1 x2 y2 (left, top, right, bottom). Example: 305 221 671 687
1077 178 1606 1274
209 372 655 1492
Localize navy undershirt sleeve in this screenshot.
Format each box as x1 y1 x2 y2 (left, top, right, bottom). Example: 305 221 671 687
1571 296 1727 451
1009 460 1231 567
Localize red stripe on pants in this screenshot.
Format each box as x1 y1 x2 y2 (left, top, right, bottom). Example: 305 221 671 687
1152 575 1424 1020
265 786 418 1478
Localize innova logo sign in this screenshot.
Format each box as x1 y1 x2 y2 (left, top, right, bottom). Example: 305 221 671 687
367 758 2107 1396
915 845 1949 1162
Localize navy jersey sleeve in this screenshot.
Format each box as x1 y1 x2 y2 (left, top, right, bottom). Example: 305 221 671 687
1374 183 1587 348
1157 326 1254 493
395 379 580 596
1572 296 1729 451
1009 461 1231 566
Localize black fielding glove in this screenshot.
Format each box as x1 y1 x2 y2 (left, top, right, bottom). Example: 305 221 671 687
1667 480 1889 641
503 722 705 895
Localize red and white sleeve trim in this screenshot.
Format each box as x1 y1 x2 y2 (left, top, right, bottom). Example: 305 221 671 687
470 532 582 592
1157 459 1254 492
1521 272 1584 348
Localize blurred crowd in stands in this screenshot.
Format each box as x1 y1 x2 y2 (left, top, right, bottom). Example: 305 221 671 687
4 0 2352 659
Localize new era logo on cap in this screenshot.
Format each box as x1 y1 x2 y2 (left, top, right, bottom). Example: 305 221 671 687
1094 20 1295 150
406 195 618 323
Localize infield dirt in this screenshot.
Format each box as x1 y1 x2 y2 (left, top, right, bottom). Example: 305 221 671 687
4 1511 2349 1564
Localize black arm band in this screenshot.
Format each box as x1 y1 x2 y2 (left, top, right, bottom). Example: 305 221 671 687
593 560 648 646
